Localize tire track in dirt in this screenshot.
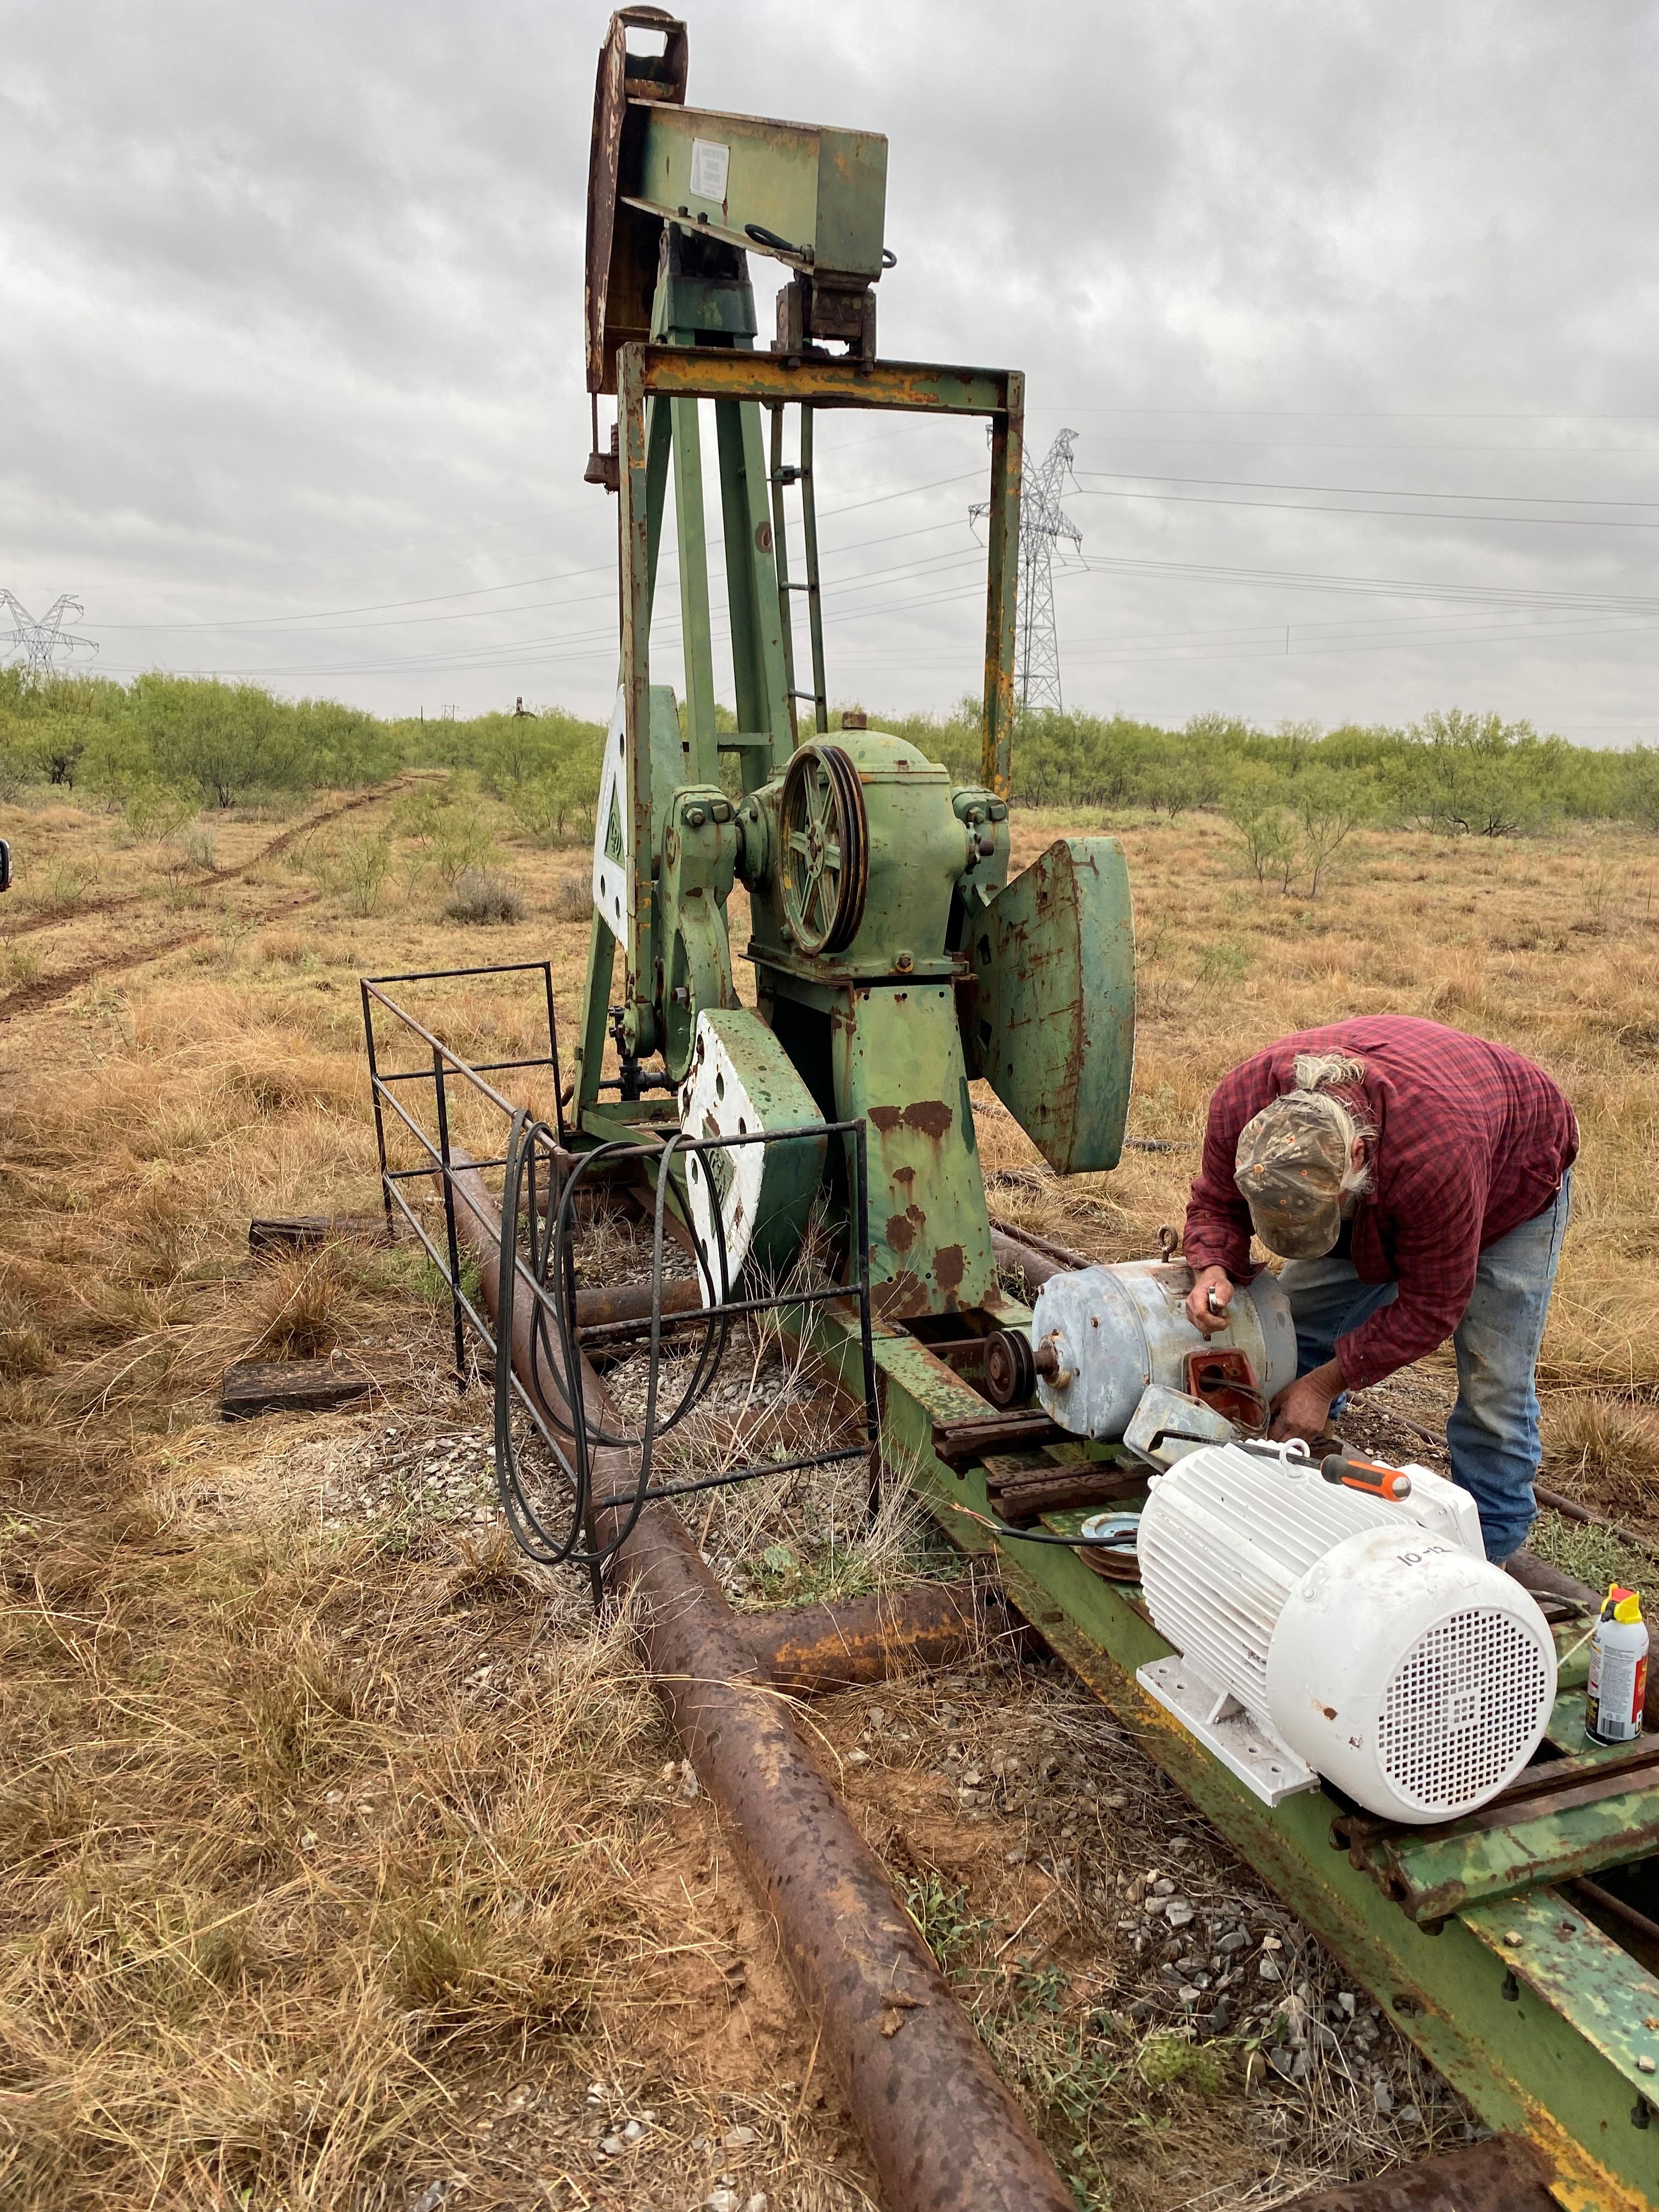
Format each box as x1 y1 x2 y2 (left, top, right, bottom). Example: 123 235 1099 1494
0 891 323 1023
0 776 411 941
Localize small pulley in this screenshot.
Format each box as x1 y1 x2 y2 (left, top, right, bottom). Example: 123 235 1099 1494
781 741 868 955
984 1328 1036 1409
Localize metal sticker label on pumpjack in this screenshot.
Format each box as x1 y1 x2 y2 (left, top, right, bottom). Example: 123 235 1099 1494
688 138 730 203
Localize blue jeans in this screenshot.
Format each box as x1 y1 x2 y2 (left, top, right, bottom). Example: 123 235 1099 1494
1276 1173 1571 1562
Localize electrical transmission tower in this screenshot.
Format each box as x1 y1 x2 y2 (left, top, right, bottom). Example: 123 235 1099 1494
0 592 99 676
970 428 1082 712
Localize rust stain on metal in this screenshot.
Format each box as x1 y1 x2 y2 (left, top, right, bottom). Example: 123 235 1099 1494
935 1242 966 1295
873 1269 930 1321
867 1099 953 1139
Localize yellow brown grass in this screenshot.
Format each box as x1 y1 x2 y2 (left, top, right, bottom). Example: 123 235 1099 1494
7 785 1659 2204
0 1513 681 2210
1543 1393 1659 1520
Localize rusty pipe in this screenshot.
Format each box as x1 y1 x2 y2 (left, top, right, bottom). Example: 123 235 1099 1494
446 1156 1076 2212
1280 2131 1555 2210
1533 1480 1652 1556
734 1579 1006 1695
574 1273 703 1331
990 1221 1085 1291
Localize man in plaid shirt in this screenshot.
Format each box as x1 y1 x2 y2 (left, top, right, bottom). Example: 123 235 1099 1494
1182 1014 1577 1567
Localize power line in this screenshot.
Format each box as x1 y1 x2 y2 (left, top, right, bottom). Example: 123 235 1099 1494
1073 468 1659 510
1037 405 1659 421
1069 485 1659 530
1048 435 1659 455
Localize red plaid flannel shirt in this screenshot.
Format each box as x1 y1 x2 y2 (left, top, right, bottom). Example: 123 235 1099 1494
1182 1015 1577 1390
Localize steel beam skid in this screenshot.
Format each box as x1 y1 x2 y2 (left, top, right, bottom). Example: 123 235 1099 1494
794 1221 1659 2212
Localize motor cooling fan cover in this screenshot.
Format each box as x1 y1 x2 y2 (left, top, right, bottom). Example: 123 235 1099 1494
1265 1524 1556 1824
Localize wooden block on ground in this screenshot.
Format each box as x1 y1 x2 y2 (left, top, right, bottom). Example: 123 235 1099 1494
222 1361 375 1419
248 1215 390 1253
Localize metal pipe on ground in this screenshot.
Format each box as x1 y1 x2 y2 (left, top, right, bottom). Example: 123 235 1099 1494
735 1579 1009 1695
1533 1481 1652 1556
573 1274 703 1331
1280 2132 1556 2210
446 1156 1077 2212
990 1221 1085 1291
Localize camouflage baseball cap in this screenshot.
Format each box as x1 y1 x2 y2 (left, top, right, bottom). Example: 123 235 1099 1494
1234 1092 1350 1259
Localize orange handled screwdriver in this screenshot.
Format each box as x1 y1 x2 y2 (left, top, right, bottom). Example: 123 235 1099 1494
1319 1449 1413 1502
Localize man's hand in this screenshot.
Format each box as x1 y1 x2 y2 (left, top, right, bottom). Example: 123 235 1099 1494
1269 1360 1344 1444
1185 1265 1234 1338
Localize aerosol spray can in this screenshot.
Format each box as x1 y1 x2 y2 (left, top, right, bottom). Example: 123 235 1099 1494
1585 1585 1648 1746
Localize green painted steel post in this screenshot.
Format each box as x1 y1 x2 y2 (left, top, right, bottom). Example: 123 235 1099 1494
715 396 793 776
617 342 655 1054
644 393 673 618
672 394 719 787
716 398 763 738
767 404 800 748
799 404 829 735
574 913 616 1114
981 370 1024 798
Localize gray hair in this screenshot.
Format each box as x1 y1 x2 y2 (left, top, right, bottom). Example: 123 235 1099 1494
1291 1051 1374 1197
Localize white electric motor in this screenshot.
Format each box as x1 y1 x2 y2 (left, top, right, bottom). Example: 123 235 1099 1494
1135 1443 1557 1823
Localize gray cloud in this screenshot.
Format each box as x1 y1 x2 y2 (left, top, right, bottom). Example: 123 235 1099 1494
3 0 1657 738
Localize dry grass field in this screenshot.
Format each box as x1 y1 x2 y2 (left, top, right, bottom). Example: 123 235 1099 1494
3 774 1658 2212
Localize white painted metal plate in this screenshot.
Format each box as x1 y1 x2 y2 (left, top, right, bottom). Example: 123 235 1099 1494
678 1009 826 1301
680 1019 768 1298
591 685 629 936
689 138 730 202
1136 1656 1320 1808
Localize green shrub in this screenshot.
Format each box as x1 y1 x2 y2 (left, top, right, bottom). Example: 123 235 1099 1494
442 870 526 925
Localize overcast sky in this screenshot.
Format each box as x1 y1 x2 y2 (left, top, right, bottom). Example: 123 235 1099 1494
4 0 1658 740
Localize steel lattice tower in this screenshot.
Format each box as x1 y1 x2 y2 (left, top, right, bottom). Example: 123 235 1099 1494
0 592 98 676
970 428 1082 712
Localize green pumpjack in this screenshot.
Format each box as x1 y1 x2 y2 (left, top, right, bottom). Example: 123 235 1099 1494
557 14 1659 2205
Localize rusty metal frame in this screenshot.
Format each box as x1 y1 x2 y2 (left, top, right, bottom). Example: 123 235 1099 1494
615 341 1024 808
359 964 882 1584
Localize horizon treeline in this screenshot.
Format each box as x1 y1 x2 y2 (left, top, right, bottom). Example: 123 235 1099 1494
4 668 1659 849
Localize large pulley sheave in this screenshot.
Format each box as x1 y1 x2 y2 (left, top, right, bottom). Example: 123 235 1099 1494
780 741 868 956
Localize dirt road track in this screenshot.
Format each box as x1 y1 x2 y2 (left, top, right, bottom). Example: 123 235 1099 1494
0 776 409 941
0 890 323 1023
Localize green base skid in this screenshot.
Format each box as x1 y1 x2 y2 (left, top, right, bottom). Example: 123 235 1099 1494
803 1306 1659 2212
